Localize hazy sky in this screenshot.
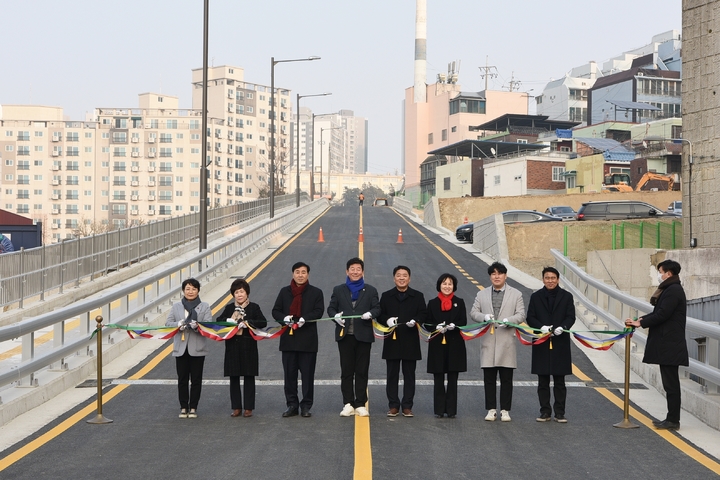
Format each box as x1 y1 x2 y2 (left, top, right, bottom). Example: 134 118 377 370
0 0 680 173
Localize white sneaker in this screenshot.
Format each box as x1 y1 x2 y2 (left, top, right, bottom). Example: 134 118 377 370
500 410 511 422
340 403 356 417
355 406 369 417
484 409 497 421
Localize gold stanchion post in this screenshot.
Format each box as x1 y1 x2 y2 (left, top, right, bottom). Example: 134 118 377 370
614 328 639 429
87 315 113 424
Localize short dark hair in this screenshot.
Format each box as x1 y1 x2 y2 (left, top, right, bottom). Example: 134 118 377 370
346 257 364 270
230 278 250 296
393 265 411 276
657 259 681 276
541 266 560 279
488 262 508 275
182 278 201 291
292 261 310 273
436 273 458 292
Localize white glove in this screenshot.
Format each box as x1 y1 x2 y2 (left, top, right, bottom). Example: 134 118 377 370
497 318 509 328
387 317 398 327
283 315 293 325
436 322 447 333
177 320 186 328
334 312 345 326
540 325 552 334
238 321 247 329
553 326 564 336
189 320 198 330
297 317 306 328
361 312 373 320
407 319 416 328
447 323 456 331
484 314 494 322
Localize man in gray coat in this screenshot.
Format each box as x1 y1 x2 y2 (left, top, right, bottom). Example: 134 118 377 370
328 257 381 417
470 262 525 422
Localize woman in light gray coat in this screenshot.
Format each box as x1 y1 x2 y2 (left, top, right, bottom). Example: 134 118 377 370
470 262 526 422
165 278 212 418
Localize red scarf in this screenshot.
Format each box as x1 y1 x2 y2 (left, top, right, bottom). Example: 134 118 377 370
289 280 308 317
438 292 454 312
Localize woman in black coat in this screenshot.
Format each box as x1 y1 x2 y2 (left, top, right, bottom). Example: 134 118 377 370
424 273 467 418
219 278 267 418
626 259 688 430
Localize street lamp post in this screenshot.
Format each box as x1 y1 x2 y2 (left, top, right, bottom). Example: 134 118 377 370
319 126 342 197
269 56 320 218
295 93 331 207
199 0 209 256
310 112 336 199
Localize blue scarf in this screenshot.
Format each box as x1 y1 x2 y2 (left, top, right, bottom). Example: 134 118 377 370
346 276 365 301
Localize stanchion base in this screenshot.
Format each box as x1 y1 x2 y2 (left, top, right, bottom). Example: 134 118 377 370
613 418 639 429
87 414 113 424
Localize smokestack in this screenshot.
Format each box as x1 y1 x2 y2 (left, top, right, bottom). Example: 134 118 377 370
414 0 427 103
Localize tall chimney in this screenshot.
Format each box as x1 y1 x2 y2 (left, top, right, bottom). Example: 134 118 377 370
414 0 427 103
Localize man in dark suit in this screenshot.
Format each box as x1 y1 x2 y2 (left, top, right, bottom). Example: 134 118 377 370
272 261 325 418
526 266 575 423
625 259 688 430
328 257 381 417
379 265 427 417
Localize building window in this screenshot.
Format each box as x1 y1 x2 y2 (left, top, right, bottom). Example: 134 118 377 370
494 175 501 186
441 129 447 141
552 166 566 182
443 177 451 190
449 98 486 115
566 176 576 189
428 133 434 145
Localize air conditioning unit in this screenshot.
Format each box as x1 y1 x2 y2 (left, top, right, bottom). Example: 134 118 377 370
131 152 139 158
215 132 222 138
228 92 234 99
147 152 156 158
148 195 156 201
51 223 59 228
131 166 139 172
148 166 155 172
131 181 139 186
148 181 156 187
228 107 233 113
130 210 138 215
51 194 59 200
148 137 155 143
52 180 60 186
131 137 139 143
131 195 139 201
215 147 222 152
52 165 60 171
52 151 60 157
52 209 60 215
147 210 155 215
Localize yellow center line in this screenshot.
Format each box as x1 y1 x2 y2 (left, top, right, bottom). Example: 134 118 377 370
0 207 335 473
573 365 720 474
355 205 371 479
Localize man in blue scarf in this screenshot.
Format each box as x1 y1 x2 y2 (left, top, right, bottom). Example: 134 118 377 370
328 257 381 417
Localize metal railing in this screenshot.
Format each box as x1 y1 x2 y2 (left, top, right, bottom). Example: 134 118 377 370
0 193 303 309
550 248 720 391
0 198 327 389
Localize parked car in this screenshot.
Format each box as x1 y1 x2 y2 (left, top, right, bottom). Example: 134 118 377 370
667 200 682 216
456 210 562 243
576 200 681 221
545 206 577 220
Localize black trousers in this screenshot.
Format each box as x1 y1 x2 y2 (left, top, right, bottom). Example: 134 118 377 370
537 374 566 416
483 367 514 411
282 351 317 410
176 351 205 410
338 335 372 408
229 376 256 410
433 372 459 416
659 365 681 423
386 359 416 410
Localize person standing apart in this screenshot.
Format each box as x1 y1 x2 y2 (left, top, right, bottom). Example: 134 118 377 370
358 192 364 206
219 278 267 418
625 259 688 430
272 262 325 418
166 278 211 419
526 267 575 423
328 257 381 417
424 273 467 418
379 265 427 417
470 262 525 422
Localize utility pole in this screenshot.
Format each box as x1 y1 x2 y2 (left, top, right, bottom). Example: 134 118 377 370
478 56 497 92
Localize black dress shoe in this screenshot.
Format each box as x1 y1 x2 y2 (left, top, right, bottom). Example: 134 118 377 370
282 407 299 418
300 409 312 418
652 418 665 427
655 420 680 430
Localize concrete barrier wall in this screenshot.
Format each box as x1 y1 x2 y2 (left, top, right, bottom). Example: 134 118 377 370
422 197 441 229
393 196 413 216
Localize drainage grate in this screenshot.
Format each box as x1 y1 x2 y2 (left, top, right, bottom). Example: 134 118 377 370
585 381 647 390
76 379 114 388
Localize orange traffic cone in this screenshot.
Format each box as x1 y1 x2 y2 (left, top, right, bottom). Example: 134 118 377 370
358 228 364 242
463 216 469 224
396 229 404 244
317 227 325 243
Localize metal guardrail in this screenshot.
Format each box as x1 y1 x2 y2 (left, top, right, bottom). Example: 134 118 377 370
0 194 301 308
550 248 720 390
0 199 327 389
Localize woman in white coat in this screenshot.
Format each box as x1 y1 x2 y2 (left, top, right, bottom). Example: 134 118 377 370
165 278 212 418
470 262 526 422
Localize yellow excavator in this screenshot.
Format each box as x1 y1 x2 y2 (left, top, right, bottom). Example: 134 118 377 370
602 173 633 192
634 172 675 191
